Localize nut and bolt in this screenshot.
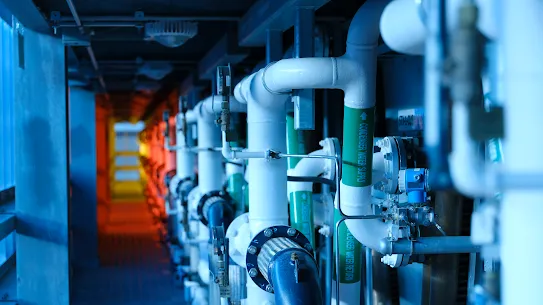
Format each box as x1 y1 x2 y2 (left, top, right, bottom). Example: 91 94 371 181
248 268 258 278
248 245 258 255
287 228 296 236
304 243 313 252
264 228 273 237
265 284 274 293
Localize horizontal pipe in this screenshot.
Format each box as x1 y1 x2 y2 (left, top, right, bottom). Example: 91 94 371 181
379 236 481 255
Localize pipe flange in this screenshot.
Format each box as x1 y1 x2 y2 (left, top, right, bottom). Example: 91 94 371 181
376 136 401 194
245 225 313 293
196 190 234 226
319 137 341 180
173 177 196 203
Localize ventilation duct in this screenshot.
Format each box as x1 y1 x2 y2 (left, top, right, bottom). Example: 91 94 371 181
144 20 198 48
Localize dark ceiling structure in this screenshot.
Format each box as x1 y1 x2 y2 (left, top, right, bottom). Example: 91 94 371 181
15 0 366 121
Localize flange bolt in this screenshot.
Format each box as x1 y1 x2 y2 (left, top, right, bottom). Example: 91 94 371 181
248 245 257 255
287 228 296 236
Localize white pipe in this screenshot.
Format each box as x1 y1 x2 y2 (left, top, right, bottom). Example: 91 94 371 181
448 103 497 197
226 161 244 178
501 0 543 304
196 107 224 194
175 119 195 181
380 0 497 55
287 149 328 193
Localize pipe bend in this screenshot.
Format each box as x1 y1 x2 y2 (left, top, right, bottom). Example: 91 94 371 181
288 149 328 193
340 183 389 252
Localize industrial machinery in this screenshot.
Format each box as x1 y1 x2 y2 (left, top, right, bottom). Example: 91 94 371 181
79 0 532 304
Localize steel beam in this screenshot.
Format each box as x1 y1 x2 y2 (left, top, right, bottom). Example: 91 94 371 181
14 28 69 303
198 30 249 80
238 0 330 46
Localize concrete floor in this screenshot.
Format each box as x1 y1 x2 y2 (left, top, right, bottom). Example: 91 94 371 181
72 202 184 305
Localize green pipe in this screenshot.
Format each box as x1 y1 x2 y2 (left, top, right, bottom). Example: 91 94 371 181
289 191 315 247
333 209 361 283
227 172 247 213
287 114 314 246
286 114 305 169
226 141 248 213
334 106 376 284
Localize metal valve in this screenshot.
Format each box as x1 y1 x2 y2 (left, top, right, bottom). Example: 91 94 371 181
211 226 231 298
216 64 237 141
178 96 189 145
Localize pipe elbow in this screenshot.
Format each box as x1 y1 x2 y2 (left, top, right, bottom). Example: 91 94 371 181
340 183 389 252
347 0 390 47
288 149 328 193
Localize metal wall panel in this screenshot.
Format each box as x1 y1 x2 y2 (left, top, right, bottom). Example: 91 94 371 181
14 25 70 304
0 17 14 190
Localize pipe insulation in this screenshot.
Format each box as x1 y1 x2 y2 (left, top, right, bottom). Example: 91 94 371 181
380 0 497 55
501 0 543 304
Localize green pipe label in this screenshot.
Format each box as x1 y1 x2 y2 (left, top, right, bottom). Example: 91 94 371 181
342 106 375 187
289 191 315 247
334 209 361 283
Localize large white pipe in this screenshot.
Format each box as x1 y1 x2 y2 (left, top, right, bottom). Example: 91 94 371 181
501 0 543 304
380 0 497 55
192 95 246 193
175 119 195 181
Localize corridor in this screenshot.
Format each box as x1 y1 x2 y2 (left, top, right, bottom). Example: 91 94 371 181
72 202 184 305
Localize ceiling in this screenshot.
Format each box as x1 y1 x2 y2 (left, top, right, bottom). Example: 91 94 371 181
27 0 365 121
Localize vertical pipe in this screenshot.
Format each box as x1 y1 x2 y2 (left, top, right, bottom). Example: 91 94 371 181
245 28 287 305
196 116 223 194
226 161 246 214
501 0 543 304
293 7 315 130
365 247 373 305
175 119 195 180
424 0 452 189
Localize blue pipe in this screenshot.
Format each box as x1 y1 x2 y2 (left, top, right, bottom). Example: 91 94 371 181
207 200 234 231
267 248 323 305
379 236 481 255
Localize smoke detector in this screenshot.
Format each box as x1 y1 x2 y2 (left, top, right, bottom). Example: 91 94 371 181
144 20 198 48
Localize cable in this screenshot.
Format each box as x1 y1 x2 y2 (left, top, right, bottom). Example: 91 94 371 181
287 176 336 187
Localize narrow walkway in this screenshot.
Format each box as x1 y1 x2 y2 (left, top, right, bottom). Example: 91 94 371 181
72 202 184 305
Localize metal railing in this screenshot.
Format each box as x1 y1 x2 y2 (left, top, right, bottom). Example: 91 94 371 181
0 187 17 280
